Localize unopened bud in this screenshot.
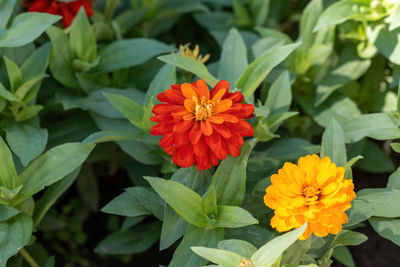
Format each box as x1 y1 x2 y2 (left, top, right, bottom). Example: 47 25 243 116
239 258 254 267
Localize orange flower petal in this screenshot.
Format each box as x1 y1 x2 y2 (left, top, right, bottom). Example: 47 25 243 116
218 114 238 123
213 99 232 114
211 88 227 102
189 122 202 144
184 99 195 113
211 80 229 99
200 120 213 136
207 115 224 124
181 83 198 99
195 79 210 99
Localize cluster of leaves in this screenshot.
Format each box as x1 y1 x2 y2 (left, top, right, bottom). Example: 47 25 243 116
0 0 400 266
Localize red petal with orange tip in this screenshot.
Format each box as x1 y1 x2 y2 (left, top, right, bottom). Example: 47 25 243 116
211 80 230 99
200 120 213 136
164 89 186 104
218 114 239 123
226 92 244 103
189 123 202 144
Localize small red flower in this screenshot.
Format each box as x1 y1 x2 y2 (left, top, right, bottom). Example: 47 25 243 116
150 79 254 171
26 0 94 28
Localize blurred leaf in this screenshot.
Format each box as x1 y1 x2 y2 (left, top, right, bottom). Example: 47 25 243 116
387 167 400 190
321 119 347 167
145 64 176 104
76 164 99 211
369 217 400 246
0 0 15 29
236 43 299 98
218 239 257 258
357 188 400 218
95 39 172 73
345 199 373 227
389 3 400 31
218 28 248 85
0 13 60 48
3 56 22 92
95 222 161 255
191 246 243 266
251 223 307 267
0 136 18 189
0 205 19 222
332 246 355 267
158 54 219 87
145 177 207 227
225 225 277 248
367 25 400 65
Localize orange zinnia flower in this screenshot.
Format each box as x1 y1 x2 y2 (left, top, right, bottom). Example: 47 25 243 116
25 0 94 27
150 79 254 170
264 154 356 240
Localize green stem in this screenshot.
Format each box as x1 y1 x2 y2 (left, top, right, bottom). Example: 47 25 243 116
19 248 40 267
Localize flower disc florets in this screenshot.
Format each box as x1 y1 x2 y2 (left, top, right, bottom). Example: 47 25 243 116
264 154 356 240
150 79 254 170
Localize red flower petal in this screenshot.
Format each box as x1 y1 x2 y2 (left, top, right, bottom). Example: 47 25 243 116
211 80 230 99
200 120 213 136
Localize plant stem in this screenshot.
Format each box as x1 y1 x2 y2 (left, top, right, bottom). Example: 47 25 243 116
19 248 40 267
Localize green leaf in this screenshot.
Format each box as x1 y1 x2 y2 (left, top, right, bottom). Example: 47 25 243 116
0 13 60 48
357 188 400 217
345 199 373 227
76 164 99 211
251 223 307 267
125 187 165 220
95 222 161 255
388 167 400 190
46 26 79 88
218 28 248 85
236 43 300 98
343 113 400 143
251 0 270 27
369 217 400 246
69 8 97 63
214 206 258 228
3 56 22 92
4 121 48 166
321 119 347 167
266 71 291 116
389 3 400 31
218 239 257 259
145 64 176 104
0 82 20 103
203 187 218 219
15 105 43 122
191 246 244 267
158 54 219 87
225 225 277 248
0 205 19 222
0 214 33 267
104 93 145 130
333 246 355 267
95 38 172 73
20 42 51 81
15 143 95 204
211 139 255 206
145 177 207 227
367 25 400 65
0 136 18 189
33 166 81 226
82 129 144 145
0 0 15 29
101 192 151 217
169 225 224 267
314 1 369 32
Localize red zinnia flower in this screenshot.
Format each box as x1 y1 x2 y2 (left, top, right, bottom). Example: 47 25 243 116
26 0 94 28
150 79 255 171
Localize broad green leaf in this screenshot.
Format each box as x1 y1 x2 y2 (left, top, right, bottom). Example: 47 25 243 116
342 113 400 143
95 38 172 73
21 42 51 81
0 205 19 222
169 225 224 267
0 214 33 267
218 239 257 259
0 13 60 48
95 222 161 255
314 1 369 32
15 143 95 204
33 166 81 226
125 187 165 220
158 54 219 87
104 93 144 130
345 199 373 227
15 105 43 122
391 142 400 153
145 177 207 227
387 167 400 190
251 223 307 267
0 82 20 103
218 28 248 85
236 43 300 98
214 206 258 228
367 25 400 65
69 8 97 63
5 121 48 166
333 246 355 267
203 187 218 219
46 26 79 88
225 225 277 248
251 0 269 27
0 0 15 29
0 136 18 189
357 188 400 217
264 138 320 161
211 139 255 206
266 71 291 116
101 192 151 217
3 56 22 92
82 129 144 144
369 217 400 246
389 3 400 31
145 64 176 104
321 119 347 167
191 246 244 267
344 155 363 179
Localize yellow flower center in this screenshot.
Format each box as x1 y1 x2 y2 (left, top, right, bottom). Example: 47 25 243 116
303 185 321 205
194 96 216 121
